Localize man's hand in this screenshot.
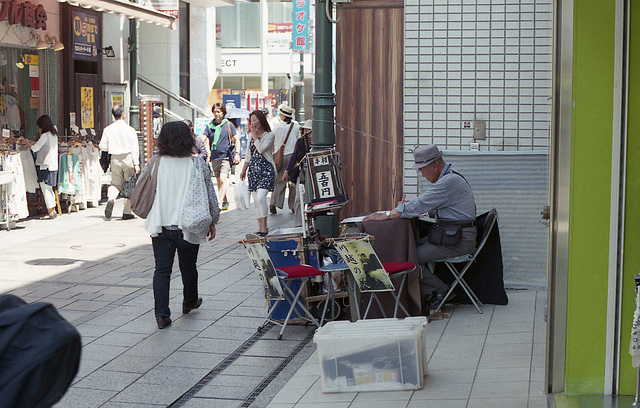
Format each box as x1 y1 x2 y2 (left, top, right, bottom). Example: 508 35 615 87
282 170 289 183
207 224 217 241
363 212 390 222
134 165 140 174
363 210 401 222
233 152 241 165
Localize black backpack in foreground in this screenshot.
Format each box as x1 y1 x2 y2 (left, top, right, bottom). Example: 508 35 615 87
0 294 82 408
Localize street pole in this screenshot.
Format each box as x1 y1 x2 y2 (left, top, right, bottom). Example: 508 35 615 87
299 51 305 121
311 0 335 150
260 0 268 97
129 19 139 132
309 0 338 236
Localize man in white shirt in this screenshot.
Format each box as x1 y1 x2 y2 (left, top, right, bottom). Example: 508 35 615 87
99 105 140 220
270 104 299 214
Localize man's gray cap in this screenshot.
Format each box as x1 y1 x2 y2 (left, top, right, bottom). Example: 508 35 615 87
412 144 443 169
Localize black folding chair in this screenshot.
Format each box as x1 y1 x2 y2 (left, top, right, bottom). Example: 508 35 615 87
432 208 498 314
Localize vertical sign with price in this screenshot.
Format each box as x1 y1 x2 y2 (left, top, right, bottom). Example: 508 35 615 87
292 0 309 51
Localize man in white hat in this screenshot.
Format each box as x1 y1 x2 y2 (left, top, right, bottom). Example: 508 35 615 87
363 144 477 311
270 103 299 214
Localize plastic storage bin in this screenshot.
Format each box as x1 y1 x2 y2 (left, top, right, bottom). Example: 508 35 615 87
313 316 428 393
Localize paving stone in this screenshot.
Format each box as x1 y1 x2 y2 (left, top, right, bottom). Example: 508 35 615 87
159 350 227 369
178 337 245 354
74 369 142 392
102 354 165 374
137 366 211 386
53 387 117 408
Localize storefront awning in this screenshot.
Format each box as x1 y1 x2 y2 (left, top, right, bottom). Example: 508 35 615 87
56 0 176 29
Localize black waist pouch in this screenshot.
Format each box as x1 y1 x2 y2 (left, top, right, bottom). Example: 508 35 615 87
428 223 462 246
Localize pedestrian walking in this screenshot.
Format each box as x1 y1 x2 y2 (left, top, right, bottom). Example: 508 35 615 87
99 105 140 220
239 109 275 236
203 102 240 211
283 119 312 227
183 119 208 162
143 121 220 329
29 115 59 220
270 103 299 214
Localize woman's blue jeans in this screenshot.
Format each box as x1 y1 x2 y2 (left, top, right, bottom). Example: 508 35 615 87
151 228 200 317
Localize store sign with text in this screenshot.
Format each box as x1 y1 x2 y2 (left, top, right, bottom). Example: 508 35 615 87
0 0 47 30
150 0 178 18
72 10 99 62
268 23 292 49
292 0 309 51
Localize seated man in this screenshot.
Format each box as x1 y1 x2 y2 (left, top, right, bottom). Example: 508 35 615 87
363 144 477 312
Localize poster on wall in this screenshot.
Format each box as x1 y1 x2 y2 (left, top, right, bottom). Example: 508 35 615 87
81 86 94 128
111 93 123 108
72 10 99 61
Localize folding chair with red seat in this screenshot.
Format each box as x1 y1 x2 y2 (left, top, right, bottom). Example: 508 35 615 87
241 239 327 339
332 236 417 319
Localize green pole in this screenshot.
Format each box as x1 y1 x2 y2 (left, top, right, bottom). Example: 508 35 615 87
311 0 335 150
129 19 141 166
309 0 338 236
129 19 139 131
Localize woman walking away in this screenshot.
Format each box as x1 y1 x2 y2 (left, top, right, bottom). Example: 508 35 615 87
240 109 275 236
30 115 59 220
143 121 220 329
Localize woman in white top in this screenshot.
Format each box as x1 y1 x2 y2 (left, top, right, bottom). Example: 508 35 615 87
240 109 275 236
30 115 59 220
143 121 220 329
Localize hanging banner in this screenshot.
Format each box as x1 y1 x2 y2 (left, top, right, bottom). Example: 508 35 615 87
292 0 309 51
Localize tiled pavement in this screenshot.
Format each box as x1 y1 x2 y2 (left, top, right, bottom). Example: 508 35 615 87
0 196 549 408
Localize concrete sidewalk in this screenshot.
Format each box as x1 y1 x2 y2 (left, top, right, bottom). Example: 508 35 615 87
0 197 548 408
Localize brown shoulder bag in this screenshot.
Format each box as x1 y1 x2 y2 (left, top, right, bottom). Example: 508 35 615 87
130 155 161 219
274 123 294 172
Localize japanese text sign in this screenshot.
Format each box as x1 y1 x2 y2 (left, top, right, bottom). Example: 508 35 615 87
315 171 335 198
292 0 309 51
0 0 47 30
242 241 285 299
334 239 395 292
72 10 99 61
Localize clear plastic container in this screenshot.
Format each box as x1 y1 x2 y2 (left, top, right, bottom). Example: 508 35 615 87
313 317 428 393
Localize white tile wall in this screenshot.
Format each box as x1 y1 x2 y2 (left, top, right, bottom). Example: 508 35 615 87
404 0 553 153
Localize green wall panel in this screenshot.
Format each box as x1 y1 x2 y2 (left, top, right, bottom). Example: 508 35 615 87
619 0 640 395
565 0 615 394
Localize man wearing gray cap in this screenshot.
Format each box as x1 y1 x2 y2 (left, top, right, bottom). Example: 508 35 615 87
364 144 476 312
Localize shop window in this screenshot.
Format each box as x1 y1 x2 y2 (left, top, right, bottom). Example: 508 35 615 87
0 48 43 140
